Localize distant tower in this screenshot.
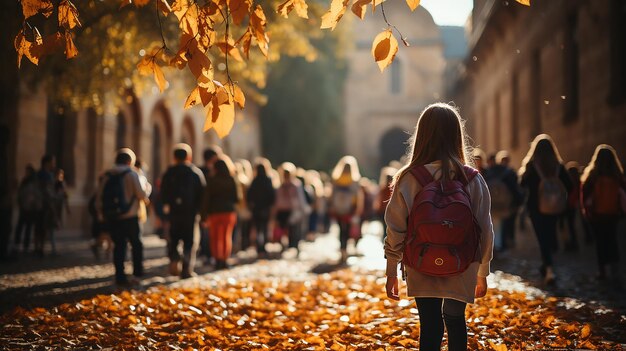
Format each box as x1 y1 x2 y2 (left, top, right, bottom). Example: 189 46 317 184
343 3 445 175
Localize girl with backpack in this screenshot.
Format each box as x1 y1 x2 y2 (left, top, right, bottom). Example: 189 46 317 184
330 156 364 263
580 144 625 287
519 134 572 285
384 103 494 351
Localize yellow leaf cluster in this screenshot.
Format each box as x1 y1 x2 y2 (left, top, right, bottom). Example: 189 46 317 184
0 269 624 350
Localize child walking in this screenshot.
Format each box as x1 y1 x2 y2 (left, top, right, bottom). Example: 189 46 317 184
384 103 494 351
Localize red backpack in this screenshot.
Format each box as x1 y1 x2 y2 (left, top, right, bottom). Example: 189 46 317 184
402 165 481 278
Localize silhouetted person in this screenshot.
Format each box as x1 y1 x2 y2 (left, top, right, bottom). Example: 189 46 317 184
161 144 206 278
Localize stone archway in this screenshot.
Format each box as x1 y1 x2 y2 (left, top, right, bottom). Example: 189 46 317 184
180 116 196 150
150 102 173 182
379 127 408 168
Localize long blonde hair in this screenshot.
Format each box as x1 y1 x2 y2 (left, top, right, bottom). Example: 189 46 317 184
331 155 362 182
391 103 473 187
518 134 564 178
581 144 624 183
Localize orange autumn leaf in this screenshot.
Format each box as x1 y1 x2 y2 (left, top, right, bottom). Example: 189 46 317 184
277 0 308 19
516 0 530 5
216 40 244 62
157 0 172 14
58 0 81 29
64 32 79 59
14 32 30 68
320 0 349 30
233 84 245 109
581 324 591 339
153 64 167 92
184 87 201 109
137 56 167 92
228 0 251 25
21 0 54 19
371 28 398 72
225 82 245 109
249 5 269 57
204 99 235 138
405 0 419 11
133 0 151 6
236 30 252 59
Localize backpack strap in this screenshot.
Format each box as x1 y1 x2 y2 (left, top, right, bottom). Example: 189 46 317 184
462 165 479 185
409 166 434 187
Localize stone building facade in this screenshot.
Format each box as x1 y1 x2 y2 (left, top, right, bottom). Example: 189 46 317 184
344 3 447 176
452 0 626 168
11 82 261 233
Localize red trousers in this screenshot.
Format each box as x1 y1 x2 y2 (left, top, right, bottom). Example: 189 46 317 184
206 212 237 260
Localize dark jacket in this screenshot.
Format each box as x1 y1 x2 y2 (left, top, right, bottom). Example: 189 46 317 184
202 175 240 217
485 164 524 208
520 161 573 214
161 163 206 220
247 175 276 219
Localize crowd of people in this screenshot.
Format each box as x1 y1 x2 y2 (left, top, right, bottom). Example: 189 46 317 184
79 144 392 285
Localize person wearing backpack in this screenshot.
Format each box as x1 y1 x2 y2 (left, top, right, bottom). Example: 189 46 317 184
330 156 364 264
519 134 572 285
161 144 206 278
580 144 625 287
384 103 494 351
96 148 149 286
484 151 523 251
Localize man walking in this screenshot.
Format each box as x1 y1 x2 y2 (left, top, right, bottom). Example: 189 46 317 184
97 148 149 286
161 144 206 278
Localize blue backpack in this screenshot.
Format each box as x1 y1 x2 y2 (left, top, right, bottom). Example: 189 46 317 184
102 170 134 221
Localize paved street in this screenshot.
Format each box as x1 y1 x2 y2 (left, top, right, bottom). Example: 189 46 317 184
2 217 625 315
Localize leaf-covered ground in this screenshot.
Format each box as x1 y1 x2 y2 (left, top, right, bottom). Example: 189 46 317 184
1 266 624 351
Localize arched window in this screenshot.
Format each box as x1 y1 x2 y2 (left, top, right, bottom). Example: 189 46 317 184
390 59 402 95
115 113 127 150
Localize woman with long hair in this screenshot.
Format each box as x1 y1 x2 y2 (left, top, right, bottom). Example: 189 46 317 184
384 103 494 351
202 156 240 270
580 144 625 287
330 155 364 263
519 134 572 285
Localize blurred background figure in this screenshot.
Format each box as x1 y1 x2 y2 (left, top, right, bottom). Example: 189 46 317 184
246 159 276 258
273 162 309 256
581 144 625 289
519 134 572 285
484 150 523 252
161 144 206 278
234 159 253 254
329 156 364 264
202 156 240 270
14 164 39 254
376 166 397 242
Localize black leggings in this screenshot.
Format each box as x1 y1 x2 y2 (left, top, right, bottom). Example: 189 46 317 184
415 297 467 351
